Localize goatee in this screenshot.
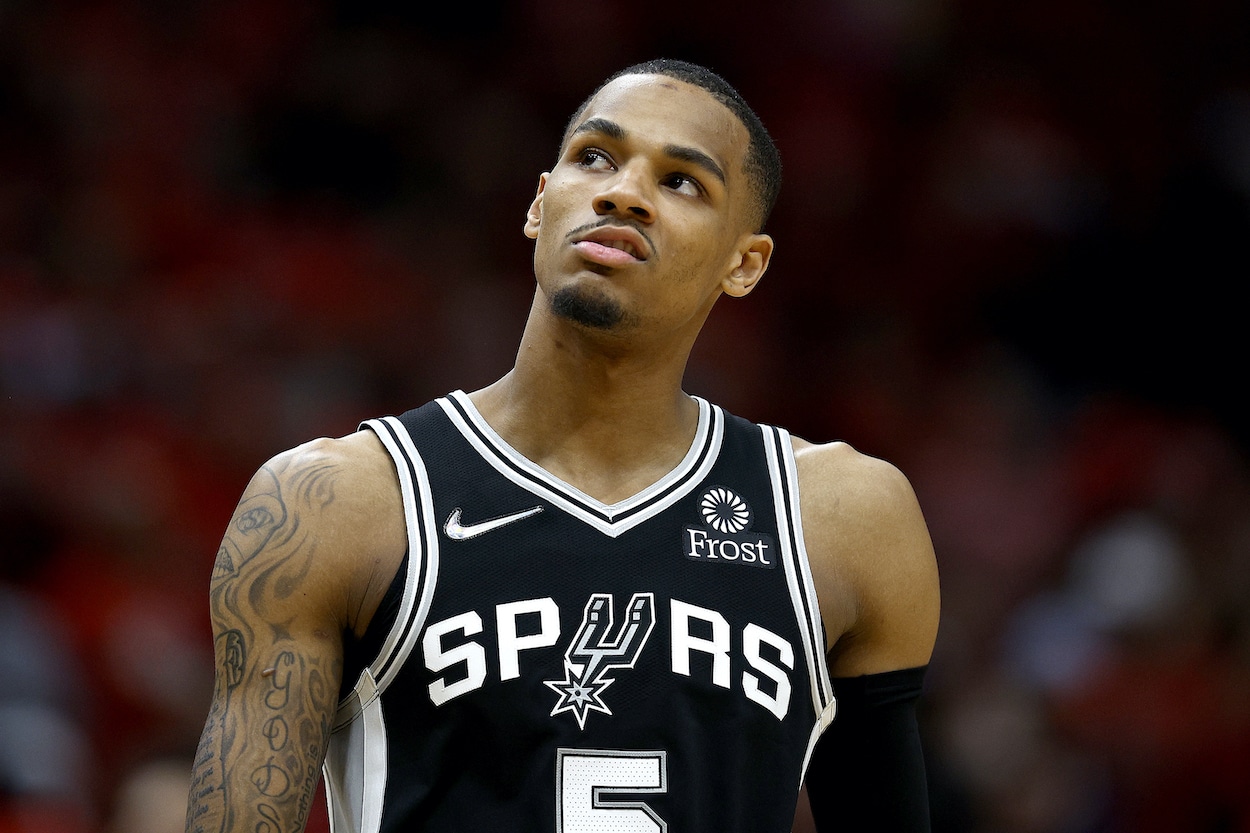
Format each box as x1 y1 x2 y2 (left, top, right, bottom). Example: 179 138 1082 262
550 285 625 330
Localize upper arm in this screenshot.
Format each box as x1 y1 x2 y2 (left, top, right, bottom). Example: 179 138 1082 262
187 432 403 833
794 440 940 678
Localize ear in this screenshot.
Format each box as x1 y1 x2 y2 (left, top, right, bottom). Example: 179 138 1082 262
523 173 549 239
722 233 774 298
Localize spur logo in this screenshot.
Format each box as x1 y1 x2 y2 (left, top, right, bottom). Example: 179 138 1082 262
544 593 656 729
684 486 776 569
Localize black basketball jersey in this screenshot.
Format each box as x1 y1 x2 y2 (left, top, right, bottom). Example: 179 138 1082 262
323 390 836 833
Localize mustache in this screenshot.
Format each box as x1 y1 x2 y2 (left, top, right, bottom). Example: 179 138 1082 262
565 217 656 257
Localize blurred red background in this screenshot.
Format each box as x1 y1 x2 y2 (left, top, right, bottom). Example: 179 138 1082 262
2 2 1248 831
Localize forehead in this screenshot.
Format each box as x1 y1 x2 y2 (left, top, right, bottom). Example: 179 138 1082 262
572 74 749 180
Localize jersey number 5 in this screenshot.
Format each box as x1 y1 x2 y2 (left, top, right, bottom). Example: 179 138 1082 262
556 748 668 832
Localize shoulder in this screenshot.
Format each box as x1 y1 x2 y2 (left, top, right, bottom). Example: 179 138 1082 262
791 437 917 518
241 429 401 548
261 428 400 508
220 428 406 633
790 437 940 676
790 438 926 565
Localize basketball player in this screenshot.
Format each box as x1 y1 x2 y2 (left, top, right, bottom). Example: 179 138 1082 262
185 59 939 833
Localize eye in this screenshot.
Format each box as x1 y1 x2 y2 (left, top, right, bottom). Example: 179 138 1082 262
662 172 703 197
575 148 614 171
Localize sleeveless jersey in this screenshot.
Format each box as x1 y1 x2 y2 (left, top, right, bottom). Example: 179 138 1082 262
323 390 836 833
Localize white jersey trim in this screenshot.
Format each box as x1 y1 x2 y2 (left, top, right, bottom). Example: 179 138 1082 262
324 670 388 833
324 416 442 833
436 390 724 538
800 697 839 785
357 416 442 696
761 426 835 720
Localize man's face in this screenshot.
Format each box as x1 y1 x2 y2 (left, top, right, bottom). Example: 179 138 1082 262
524 74 768 338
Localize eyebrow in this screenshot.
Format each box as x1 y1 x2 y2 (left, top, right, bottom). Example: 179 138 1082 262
570 117 728 186
573 117 627 143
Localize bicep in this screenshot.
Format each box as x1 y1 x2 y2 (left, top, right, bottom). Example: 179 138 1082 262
802 448 940 677
187 454 348 833
843 468 939 673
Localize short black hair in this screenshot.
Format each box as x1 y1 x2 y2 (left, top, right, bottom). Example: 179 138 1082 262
563 58 782 231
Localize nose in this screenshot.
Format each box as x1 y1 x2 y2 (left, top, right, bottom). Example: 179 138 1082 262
593 165 655 223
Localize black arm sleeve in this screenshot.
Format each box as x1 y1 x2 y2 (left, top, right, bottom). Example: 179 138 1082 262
805 665 930 833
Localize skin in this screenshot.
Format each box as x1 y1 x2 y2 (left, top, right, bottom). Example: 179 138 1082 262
186 73 939 833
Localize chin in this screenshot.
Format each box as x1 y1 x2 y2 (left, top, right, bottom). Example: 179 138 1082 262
549 284 626 330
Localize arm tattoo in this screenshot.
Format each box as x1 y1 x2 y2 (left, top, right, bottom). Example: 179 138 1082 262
187 456 344 833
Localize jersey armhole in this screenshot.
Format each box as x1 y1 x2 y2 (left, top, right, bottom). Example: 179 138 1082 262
335 417 441 720
761 425 836 718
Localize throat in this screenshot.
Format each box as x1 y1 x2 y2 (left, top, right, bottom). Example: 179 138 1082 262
466 385 705 506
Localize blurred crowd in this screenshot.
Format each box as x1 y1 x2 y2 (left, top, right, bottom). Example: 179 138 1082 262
1 1 1248 832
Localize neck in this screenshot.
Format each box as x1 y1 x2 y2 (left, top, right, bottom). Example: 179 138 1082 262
468 297 703 503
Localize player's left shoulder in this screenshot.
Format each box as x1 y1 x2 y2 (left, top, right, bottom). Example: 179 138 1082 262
790 437 940 674
790 437 925 539
790 435 920 512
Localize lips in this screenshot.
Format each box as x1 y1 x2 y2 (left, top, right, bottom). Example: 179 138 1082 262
572 225 650 266
573 240 642 266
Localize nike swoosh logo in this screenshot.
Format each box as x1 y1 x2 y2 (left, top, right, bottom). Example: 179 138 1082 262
444 505 544 540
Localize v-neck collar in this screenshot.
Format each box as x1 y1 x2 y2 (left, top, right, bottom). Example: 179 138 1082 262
437 390 724 538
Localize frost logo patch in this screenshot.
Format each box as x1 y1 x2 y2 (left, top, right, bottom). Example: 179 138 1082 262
685 486 776 568
544 593 655 729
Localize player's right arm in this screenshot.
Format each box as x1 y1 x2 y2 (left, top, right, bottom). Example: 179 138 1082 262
185 433 404 833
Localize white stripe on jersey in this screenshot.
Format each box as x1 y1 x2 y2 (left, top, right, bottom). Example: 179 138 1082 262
324 416 443 833
761 426 835 730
